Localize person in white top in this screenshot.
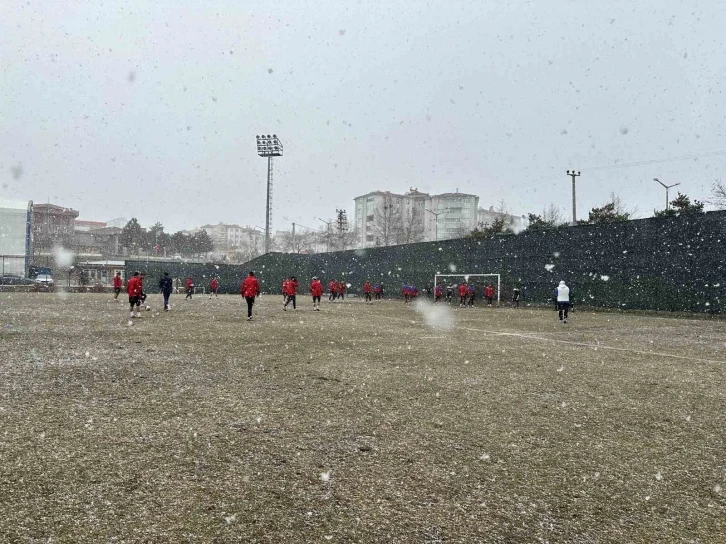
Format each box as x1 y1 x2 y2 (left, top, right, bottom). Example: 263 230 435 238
555 280 571 324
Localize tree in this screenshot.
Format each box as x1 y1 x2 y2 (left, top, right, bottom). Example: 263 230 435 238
372 193 403 246
583 195 632 224
654 192 705 217
278 230 317 254
709 179 726 210
525 204 565 231
170 231 191 256
191 230 214 257
467 216 513 239
120 218 148 254
400 206 424 244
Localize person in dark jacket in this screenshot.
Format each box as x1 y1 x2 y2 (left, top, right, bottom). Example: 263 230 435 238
159 272 173 311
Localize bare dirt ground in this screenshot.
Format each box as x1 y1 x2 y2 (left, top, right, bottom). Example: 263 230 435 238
0 292 724 543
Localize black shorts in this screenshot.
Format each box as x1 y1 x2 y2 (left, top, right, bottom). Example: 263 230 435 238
313 295 321 303
557 302 570 310
114 287 121 295
129 296 140 306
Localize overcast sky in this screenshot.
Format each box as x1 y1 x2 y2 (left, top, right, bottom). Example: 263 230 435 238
2 0 725 232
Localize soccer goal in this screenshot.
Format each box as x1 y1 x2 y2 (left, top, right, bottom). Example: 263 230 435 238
434 273 501 305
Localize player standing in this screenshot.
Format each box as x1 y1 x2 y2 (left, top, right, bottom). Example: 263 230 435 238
337 281 346 301
373 282 382 301
112 272 123 302
402 283 410 304
309 276 323 311
127 271 142 319
328 279 338 302
137 272 148 311
283 276 298 310
209 277 219 298
484 284 495 307
363 281 372 304
434 283 442 303
445 284 454 304
458 282 468 307
512 287 521 308
467 283 476 308
159 272 173 311
241 271 260 321
555 280 571 324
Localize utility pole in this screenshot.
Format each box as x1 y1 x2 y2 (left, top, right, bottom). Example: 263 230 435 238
291 222 296 253
654 178 680 211
318 218 332 253
335 209 348 249
566 170 581 224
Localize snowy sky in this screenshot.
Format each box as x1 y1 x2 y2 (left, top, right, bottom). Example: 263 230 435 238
2 0 725 231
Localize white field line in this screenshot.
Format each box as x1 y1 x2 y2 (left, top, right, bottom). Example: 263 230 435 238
380 313 726 366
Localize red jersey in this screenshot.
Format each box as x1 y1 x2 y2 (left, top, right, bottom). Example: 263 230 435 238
241 276 260 298
458 284 468 297
329 281 337 293
282 280 289 294
363 282 371 293
286 279 298 296
310 280 323 297
337 282 346 294
210 278 219 290
112 275 123 288
186 278 194 289
127 276 141 296
484 286 495 298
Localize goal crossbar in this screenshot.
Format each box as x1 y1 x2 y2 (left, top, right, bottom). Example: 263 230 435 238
434 274 501 305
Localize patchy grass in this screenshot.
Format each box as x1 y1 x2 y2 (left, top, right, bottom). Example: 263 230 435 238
0 292 724 543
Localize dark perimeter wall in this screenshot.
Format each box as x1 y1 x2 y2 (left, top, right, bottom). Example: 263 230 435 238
129 211 726 313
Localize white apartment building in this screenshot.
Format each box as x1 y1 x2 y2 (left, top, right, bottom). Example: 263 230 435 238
354 189 480 247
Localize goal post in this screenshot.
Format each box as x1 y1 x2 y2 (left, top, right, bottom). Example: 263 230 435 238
434 273 501 306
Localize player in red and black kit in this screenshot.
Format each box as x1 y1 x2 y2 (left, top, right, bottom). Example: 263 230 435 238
112 272 123 302
241 271 260 320
373 282 383 301
458 283 468 307
283 276 299 310
185 277 194 300
337 281 346 301
127 271 142 318
309 276 323 311
209 277 219 298
484 284 495 307
434 284 442 303
363 281 372 304
328 279 338 302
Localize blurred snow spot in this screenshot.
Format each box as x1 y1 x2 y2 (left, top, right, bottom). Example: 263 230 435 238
656 471 662 481
619 126 629 135
686 415 691 422
268 68 274 74
127 71 136 82
255 417 262 424
412 299 454 332
553 252 560 258
448 264 457 272
438 247 442 251
557 365 564 372
644 495 650 501
224 514 236 524
54 246 74 268
714 484 722 494
600 275 610 281
85 351 90 358
545 264 555 272
339 29 346 35
11 163 23 180
320 471 331 482
479 453 490 461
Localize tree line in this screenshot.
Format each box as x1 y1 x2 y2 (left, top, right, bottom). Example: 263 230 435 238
120 219 214 257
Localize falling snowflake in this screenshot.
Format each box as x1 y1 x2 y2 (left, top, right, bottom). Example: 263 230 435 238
545 264 555 272
656 471 662 481
320 471 331 482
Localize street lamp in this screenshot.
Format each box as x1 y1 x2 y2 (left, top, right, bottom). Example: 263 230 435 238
425 208 443 241
566 169 581 224
256 134 283 254
654 178 680 211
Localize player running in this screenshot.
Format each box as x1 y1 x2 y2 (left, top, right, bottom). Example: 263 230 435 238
283 276 298 310
241 271 261 321
309 276 323 311
112 272 123 302
555 280 571 324
328 279 338 302
209 277 219 298
484 284 495 307
185 277 194 300
458 282 468 307
127 271 142 319
363 281 372 304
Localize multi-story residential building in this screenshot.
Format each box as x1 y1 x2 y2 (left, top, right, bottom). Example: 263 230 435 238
193 223 264 260
353 189 479 247
32 203 80 255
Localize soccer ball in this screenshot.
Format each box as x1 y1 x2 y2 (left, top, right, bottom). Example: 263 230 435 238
145 305 152 311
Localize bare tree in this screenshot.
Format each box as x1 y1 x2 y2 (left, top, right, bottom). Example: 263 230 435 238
709 179 726 209
609 192 638 218
372 193 402 246
542 203 565 226
400 206 425 244
278 230 317 254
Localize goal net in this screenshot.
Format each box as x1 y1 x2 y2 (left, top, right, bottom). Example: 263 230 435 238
434 274 501 306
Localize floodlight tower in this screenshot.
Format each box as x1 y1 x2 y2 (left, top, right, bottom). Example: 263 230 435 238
256 134 283 253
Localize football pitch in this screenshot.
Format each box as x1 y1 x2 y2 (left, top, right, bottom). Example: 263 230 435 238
1 292 724 543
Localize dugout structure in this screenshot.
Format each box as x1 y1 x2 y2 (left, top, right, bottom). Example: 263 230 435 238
435 274 501 305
